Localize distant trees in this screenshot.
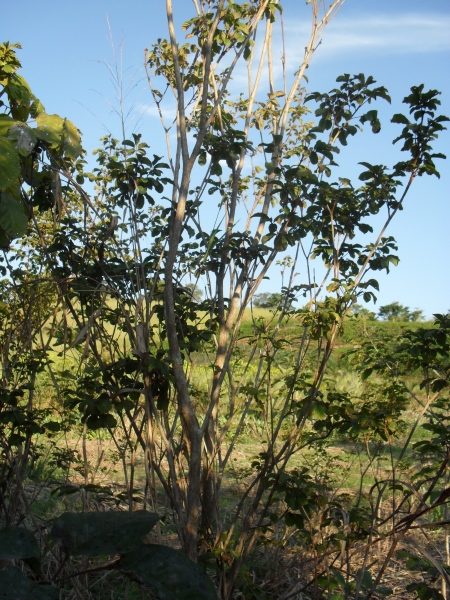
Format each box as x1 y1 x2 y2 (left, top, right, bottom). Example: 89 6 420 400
252 292 290 309
378 302 424 322
184 283 203 303
257 299 424 322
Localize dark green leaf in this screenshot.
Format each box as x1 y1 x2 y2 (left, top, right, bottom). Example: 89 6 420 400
0 192 28 238
0 566 58 600
391 113 410 125
120 544 218 600
0 136 21 188
85 413 117 430
44 421 61 432
375 587 393 597
0 526 40 560
51 510 159 556
210 162 222 176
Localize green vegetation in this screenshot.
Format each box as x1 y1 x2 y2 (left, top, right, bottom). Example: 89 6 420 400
1 2 449 599
377 301 424 322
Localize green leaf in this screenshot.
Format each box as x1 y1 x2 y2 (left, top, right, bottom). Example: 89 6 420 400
120 544 218 600
414 582 445 600
275 234 288 251
0 136 21 188
51 484 79 497
375 587 393 597
51 510 159 556
0 115 16 136
431 379 448 392
0 226 10 250
391 113 410 125
7 74 31 103
61 118 82 160
262 232 275 244
356 567 373 591
29 94 45 118
269 91 285 99
0 192 28 238
0 566 59 600
210 162 222 176
44 421 61 432
0 526 40 560
85 412 117 430
35 113 65 148
298 166 318 184
8 74 32 120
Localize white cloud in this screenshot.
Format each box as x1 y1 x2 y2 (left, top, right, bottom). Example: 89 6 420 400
210 12 450 98
138 12 449 121
285 14 450 59
141 102 176 121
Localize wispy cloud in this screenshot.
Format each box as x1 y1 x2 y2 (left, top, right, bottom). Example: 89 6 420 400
285 14 450 60
215 12 450 95
141 12 449 116
141 102 176 121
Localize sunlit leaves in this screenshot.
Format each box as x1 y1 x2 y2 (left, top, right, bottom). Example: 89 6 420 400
0 114 15 136
35 113 82 159
0 42 85 247
92 134 170 210
0 41 22 80
305 73 391 145
61 118 83 159
392 85 449 177
182 1 258 64
6 74 32 120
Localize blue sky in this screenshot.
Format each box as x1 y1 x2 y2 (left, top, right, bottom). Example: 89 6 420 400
2 0 449 317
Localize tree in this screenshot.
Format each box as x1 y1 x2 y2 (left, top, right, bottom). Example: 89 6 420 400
0 1 448 598
409 307 425 321
184 282 204 302
351 303 376 320
378 301 424 321
0 42 82 249
253 292 283 309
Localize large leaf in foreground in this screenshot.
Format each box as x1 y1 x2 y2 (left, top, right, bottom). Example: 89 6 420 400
35 113 82 159
35 113 64 148
0 136 20 188
51 510 159 556
0 525 40 560
121 544 218 600
0 192 28 238
0 115 16 136
61 118 82 160
0 567 58 600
